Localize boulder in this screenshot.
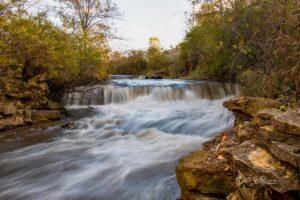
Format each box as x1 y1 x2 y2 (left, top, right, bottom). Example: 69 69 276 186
271 110 300 136
223 141 298 194
223 97 281 117
176 150 236 198
32 110 61 122
259 126 300 168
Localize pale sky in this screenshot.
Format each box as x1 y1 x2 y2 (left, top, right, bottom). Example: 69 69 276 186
34 0 191 51
111 0 191 51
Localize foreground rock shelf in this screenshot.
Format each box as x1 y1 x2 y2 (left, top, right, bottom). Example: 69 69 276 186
176 97 300 200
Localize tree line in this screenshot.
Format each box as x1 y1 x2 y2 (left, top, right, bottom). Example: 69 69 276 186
181 0 299 100
110 0 299 101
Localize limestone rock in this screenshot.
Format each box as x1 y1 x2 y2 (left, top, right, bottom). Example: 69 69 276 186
223 97 281 117
254 109 283 126
236 122 259 142
0 116 25 131
32 110 61 122
226 192 242 200
176 150 236 198
38 82 50 92
259 126 300 168
182 190 223 200
3 103 16 115
224 141 298 193
272 110 300 136
48 101 62 110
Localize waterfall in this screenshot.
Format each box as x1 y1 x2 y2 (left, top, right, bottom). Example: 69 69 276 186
63 81 238 106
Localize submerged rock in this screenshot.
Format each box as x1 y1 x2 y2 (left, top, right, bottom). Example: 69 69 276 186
223 97 280 117
176 150 236 198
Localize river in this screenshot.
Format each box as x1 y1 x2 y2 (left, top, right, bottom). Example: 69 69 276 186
0 77 237 200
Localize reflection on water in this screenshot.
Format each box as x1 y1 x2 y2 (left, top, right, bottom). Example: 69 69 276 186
0 79 237 200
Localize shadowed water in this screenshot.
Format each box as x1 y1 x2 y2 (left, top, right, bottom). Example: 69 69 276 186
0 79 237 200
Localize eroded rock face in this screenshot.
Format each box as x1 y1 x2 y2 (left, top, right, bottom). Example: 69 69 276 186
176 150 236 199
259 126 300 168
223 97 281 117
0 67 63 131
272 110 300 136
223 141 298 194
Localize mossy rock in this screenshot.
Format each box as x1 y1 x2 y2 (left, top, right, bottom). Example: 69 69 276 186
223 97 281 117
176 150 236 198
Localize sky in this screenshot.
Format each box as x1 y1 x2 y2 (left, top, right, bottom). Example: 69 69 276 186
34 0 191 51
111 0 191 51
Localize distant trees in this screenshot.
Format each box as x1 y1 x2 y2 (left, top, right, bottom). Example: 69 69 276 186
109 50 147 75
146 37 170 74
110 37 172 76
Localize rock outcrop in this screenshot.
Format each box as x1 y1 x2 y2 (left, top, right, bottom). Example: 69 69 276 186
176 150 236 198
176 97 300 200
0 66 63 131
223 97 281 116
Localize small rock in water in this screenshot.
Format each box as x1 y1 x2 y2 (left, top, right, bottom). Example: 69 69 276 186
62 122 76 129
93 119 106 129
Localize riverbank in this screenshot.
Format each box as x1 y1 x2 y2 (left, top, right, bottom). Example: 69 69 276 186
176 97 300 200
0 66 64 131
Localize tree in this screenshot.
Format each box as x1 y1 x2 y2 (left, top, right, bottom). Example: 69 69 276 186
57 0 119 82
146 37 169 74
57 0 118 36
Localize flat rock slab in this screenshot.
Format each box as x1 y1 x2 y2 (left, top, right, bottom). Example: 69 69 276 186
259 126 300 168
272 110 300 136
223 97 280 117
227 141 298 193
176 150 235 197
255 109 283 126
32 110 61 122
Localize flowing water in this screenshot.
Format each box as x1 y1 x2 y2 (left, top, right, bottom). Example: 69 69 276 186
0 77 237 200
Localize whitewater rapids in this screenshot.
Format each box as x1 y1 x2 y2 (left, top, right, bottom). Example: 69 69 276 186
0 78 237 200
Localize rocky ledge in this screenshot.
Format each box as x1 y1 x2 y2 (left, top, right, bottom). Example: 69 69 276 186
176 97 300 200
0 66 63 131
